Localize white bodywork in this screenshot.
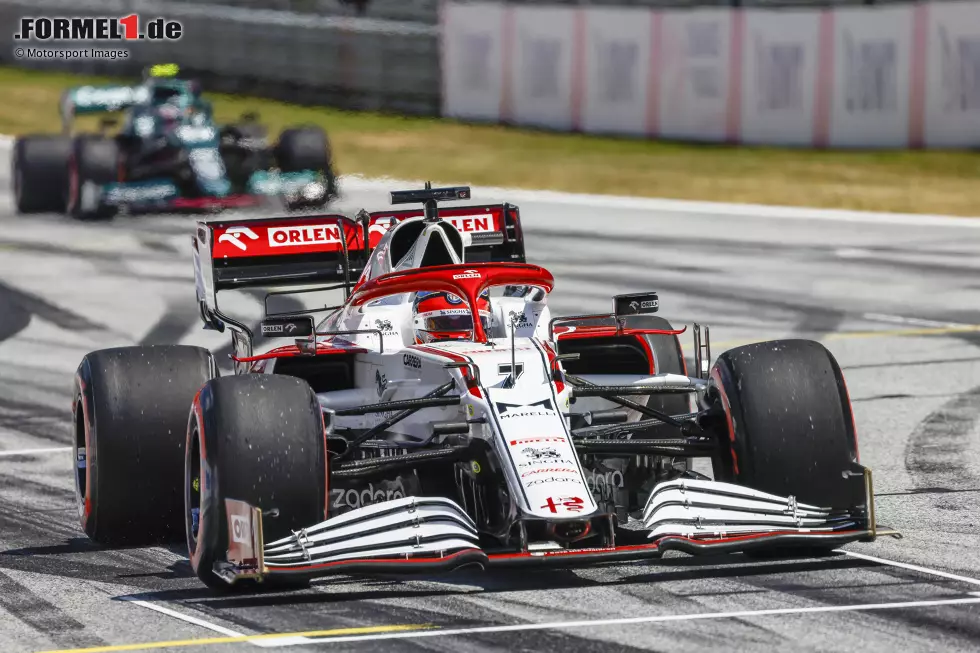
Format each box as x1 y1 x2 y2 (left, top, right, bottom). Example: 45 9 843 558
260 216 599 520
252 217 849 534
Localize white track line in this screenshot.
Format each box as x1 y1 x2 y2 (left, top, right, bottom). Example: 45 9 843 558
259 596 980 646
0 446 72 457
123 598 298 648
122 599 246 638
837 550 980 588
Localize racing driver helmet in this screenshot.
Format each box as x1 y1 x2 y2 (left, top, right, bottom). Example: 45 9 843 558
413 290 492 344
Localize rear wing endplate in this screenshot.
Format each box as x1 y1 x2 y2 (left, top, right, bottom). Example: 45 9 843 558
366 203 526 265
60 85 147 132
193 213 361 323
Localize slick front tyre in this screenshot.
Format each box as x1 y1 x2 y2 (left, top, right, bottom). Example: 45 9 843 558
66 136 119 220
186 375 326 591
12 135 71 214
73 345 217 545
709 339 859 508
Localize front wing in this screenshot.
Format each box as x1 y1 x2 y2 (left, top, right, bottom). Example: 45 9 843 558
213 470 888 586
89 170 326 214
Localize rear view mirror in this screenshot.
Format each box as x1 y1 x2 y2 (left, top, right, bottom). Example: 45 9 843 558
260 317 314 338
613 292 659 317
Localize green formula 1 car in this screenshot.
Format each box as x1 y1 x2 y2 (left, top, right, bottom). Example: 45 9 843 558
12 64 337 219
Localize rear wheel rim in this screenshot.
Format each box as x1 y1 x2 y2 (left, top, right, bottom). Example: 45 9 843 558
66 159 79 214
185 425 202 558
73 399 87 518
13 165 22 207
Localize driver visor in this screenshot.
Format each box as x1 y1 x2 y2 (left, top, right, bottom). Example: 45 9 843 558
421 313 492 333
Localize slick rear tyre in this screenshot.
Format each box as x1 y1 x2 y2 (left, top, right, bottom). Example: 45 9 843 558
276 126 331 173
67 136 119 220
275 126 337 208
710 339 859 508
186 375 326 591
12 135 71 214
73 345 217 546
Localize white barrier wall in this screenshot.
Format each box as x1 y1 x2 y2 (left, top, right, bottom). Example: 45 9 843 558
922 1 980 147
829 6 913 148
580 8 652 136
441 0 980 148
740 10 821 146
509 6 578 129
440 2 506 122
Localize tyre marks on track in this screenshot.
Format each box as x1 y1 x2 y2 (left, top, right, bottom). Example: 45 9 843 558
553 267 850 337
138 297 201 346
904 384 980 490
0 569 108 650
0 281 109 344
0 396 70 445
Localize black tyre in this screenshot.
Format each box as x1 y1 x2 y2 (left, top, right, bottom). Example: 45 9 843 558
220 123 272 191
12 135 71 214
275 126 337 208
73 345 216 545
67 136 119 220
710 339 859 509
186 375 326 590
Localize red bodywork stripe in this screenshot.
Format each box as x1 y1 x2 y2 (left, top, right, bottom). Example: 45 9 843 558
266 548 484 573
555 325 686 340
487 542 659 561
539 340 565 394
634 335 655 375
710 367 739 475
838 370 860 463
411 344 483 398
232 344 367 363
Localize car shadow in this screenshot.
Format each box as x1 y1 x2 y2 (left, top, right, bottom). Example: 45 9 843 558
115 553 880 609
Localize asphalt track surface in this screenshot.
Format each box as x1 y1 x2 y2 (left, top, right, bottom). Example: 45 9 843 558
1 144 980 652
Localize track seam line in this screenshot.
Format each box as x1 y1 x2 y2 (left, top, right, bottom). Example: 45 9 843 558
0 446 72 457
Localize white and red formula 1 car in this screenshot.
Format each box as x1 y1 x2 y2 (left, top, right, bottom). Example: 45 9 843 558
71 185 885 590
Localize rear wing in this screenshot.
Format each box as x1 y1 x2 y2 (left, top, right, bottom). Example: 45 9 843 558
192 186 528 363
194 205 526 316
193 213 360 321
60 85 147 132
